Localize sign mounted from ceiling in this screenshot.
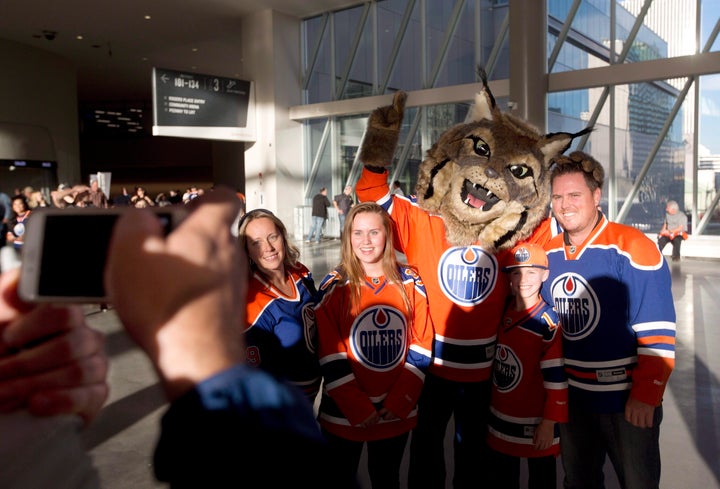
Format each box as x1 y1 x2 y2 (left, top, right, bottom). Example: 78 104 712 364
152 67 256 142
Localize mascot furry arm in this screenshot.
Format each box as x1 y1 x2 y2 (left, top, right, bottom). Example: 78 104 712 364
358 71 591 251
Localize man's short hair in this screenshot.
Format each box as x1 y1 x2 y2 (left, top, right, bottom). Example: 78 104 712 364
550 151 605 192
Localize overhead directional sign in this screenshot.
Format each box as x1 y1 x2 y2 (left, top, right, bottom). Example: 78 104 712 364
152 67 256 142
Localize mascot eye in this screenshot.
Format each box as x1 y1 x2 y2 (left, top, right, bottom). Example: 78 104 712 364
472 138 491 158
509 164 531 179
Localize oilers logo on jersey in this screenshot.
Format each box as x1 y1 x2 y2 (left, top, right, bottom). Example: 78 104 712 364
13 222 26 237
438 246 498 306
493 344 522 393
549 272 600 341
350 306 406 372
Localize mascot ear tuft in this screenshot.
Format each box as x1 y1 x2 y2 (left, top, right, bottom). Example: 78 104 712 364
468 66 496 122
358 91 407 168
541 126 594 160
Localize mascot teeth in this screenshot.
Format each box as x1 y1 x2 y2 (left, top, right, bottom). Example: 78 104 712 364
462 179 500 211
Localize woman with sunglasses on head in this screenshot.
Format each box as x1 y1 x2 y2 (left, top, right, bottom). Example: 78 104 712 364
238 209 321 404
313 202 434 488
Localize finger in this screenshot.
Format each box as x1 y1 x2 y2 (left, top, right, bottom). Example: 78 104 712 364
27 382 110 424
0 326 105 381
105 208 165 300
0 353 108 403
0 268 33 325
172 186 240 244
2 304 85 353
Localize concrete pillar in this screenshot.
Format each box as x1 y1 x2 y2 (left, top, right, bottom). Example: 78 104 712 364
508 0 548 131
240 10 304 233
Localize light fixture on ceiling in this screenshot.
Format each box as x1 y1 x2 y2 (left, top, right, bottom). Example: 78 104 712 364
36 29 57 41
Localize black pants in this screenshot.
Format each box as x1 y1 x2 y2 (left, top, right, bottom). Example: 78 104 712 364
322 429 409 489
657 235 682 259
487 449 557 489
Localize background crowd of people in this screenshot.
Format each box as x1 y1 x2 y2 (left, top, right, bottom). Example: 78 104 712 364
0 182 217 271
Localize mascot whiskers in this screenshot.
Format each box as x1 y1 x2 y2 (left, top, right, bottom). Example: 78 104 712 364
354 68 591 488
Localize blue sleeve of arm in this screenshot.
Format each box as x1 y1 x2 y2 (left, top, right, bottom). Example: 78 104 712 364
153 365 331 488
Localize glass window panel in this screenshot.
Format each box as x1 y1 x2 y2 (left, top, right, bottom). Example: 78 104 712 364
431 0 475 87
304 118 332 196
481 2 510 80
310 146 333 202
334 5 368 99
303 16 333 104
699 74 720 235
701 0 720 52
548 0 611 73
548 0 611 53
338 114 367 185
548 89 594 136
425 0 457 86
617 0 697 60
614 80 686 231
378 0 422 92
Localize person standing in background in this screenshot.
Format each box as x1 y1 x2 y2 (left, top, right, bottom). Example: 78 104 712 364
6 195 31 251
88 178 108 208
131 186 154 208
307 187 331 244
113 187 132 207
657 200 688 262
488 242 567 489
391 180 405 197
21 186 37 209
314 202 434 488
0 191 11 250
542 151 675 489
333 185 354 238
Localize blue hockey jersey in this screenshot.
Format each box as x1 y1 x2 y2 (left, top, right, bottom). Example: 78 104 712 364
541 214 676 413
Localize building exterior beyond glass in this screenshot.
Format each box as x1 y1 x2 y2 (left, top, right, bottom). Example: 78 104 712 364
298 0 720 237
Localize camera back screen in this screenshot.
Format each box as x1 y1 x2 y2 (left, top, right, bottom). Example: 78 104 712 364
37 214 120 299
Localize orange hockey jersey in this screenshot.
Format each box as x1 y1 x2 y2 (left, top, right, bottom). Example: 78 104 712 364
315 266 434 442
356 167 510 382
488 299 567 458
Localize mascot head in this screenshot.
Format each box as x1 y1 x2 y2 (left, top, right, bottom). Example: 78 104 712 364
359 69 591 252
415 71 590 250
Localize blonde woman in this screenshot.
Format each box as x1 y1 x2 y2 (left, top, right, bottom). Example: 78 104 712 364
314 202 434 488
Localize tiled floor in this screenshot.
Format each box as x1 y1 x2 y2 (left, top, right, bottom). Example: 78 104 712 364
83 240 720 488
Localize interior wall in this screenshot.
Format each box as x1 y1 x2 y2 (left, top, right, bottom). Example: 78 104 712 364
0 39 80 185
241 9 304 233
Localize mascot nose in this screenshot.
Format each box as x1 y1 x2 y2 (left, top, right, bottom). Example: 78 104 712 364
485 167 499 178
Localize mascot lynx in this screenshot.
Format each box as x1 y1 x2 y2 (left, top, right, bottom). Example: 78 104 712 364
355 71 589 488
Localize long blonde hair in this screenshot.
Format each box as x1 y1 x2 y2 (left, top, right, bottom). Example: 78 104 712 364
339 202 412 316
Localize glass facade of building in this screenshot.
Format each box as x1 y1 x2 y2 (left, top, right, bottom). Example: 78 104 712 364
299 0 720 236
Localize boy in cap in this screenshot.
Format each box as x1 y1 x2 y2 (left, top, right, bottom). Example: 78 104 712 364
487 243 568 489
